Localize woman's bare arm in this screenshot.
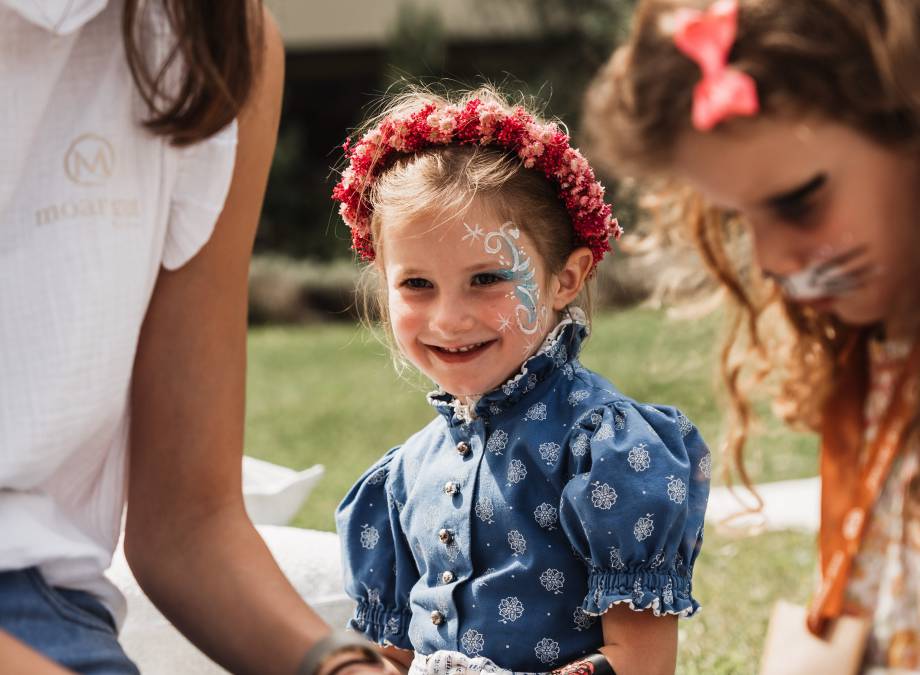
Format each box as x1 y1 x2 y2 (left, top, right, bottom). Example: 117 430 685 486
123 8 359 675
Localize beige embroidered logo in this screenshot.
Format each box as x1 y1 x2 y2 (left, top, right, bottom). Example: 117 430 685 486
64 134 115 186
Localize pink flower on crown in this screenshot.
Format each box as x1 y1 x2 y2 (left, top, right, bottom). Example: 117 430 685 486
426 106 459 143
332 97 620 270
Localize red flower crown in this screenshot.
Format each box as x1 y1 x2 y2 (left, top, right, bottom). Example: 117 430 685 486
332 98 621 271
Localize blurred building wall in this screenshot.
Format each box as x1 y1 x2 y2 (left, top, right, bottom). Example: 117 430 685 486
263 0 536 50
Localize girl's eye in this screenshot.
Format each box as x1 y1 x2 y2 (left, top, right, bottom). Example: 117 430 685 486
402 277 433 289
472 272 511 286
773 199 814 225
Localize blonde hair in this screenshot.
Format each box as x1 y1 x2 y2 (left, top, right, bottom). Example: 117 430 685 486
583 0 920 486
351 86 594 374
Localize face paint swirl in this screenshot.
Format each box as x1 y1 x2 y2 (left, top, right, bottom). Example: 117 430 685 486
482 222 547 336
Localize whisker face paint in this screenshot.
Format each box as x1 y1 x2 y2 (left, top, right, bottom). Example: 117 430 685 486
769 245 875 301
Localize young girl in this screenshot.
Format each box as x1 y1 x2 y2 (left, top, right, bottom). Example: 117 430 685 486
584 0 920 669
332 90 711 675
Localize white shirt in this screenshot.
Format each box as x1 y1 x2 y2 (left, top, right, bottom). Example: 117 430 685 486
0 0 237 626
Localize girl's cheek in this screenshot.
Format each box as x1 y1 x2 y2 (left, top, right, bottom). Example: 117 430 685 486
487 293 520 333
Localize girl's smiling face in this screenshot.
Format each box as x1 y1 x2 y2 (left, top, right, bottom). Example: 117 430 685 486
379 205 578 398
674 116 920 339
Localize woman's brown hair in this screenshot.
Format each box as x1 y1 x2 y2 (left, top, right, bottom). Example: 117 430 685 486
583 0 920 488
123 0 263 146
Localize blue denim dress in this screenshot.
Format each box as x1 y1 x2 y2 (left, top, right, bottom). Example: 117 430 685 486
336 317 711 672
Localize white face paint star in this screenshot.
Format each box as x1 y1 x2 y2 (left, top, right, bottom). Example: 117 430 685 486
497 314 512 333
462 223 484 245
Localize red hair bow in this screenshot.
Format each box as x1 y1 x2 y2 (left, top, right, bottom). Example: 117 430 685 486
673 0 759 131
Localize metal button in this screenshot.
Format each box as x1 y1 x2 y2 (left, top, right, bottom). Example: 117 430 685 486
430 610 445 625
441 571 455 584
443 481 459 495
456 441 470 455
438 528 453 544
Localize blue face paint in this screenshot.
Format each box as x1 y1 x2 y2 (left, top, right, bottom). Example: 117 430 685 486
488 269 516 282
483 223 546 336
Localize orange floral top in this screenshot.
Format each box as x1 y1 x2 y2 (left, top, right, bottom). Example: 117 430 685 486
845 338 920 670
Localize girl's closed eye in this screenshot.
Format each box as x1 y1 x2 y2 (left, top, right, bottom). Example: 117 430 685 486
767 173 827 226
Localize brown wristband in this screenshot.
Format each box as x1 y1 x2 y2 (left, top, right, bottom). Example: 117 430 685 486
297 632 385 675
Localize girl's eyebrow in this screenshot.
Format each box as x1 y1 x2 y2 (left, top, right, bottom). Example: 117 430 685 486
762 173 827 210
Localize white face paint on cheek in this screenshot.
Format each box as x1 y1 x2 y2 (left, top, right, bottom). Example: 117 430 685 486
471 221 550 355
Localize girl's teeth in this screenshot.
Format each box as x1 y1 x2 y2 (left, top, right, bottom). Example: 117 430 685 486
445 342 483 353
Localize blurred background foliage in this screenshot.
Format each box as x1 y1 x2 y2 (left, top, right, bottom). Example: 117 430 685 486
258 0 636 264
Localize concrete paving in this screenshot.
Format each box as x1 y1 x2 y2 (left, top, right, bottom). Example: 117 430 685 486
705 476 820 533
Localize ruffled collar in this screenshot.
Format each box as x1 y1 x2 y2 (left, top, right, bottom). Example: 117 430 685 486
427 308 589 424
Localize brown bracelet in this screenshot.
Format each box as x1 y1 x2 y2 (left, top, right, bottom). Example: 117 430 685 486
297 632 385 675
322 657 385 675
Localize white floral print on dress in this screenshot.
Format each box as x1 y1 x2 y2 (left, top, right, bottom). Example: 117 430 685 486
475 497 495 524
507 459 527 484
539 568 565 594
677 413 694 437
525 402 548 421
627 442 651 472
539 441 561 465
571 433 589 457
533 502 558 530
573 607 596 631
360 524 380 549
663 578 674 606
508 529 527 555
609 547 626 571
461 629 485 656
568 390 590 406
486 429 508 455
666 475 687 504
594 423 614 441
699 452 712 479
634 514 655 542
590 481 618 510
535 638 560 665
498 596 525 623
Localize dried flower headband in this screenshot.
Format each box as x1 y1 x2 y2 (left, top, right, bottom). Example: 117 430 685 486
332 98 621 271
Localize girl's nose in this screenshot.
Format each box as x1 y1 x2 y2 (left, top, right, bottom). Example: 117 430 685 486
748 218 814 279
430 291 476 337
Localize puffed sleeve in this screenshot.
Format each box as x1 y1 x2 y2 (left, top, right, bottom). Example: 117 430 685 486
335 447 416 648
560 401 710 617
161 120 238 270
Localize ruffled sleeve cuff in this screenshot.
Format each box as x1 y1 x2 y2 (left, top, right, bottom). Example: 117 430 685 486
583 569 700 618
349 600 414 648
162 119 238 270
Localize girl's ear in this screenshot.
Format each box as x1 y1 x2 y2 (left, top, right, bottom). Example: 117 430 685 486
551 247 594 311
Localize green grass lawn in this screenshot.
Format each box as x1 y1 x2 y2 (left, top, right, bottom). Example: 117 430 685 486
245 306 819 674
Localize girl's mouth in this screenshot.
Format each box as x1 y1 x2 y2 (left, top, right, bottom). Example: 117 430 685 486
429 340 496 362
